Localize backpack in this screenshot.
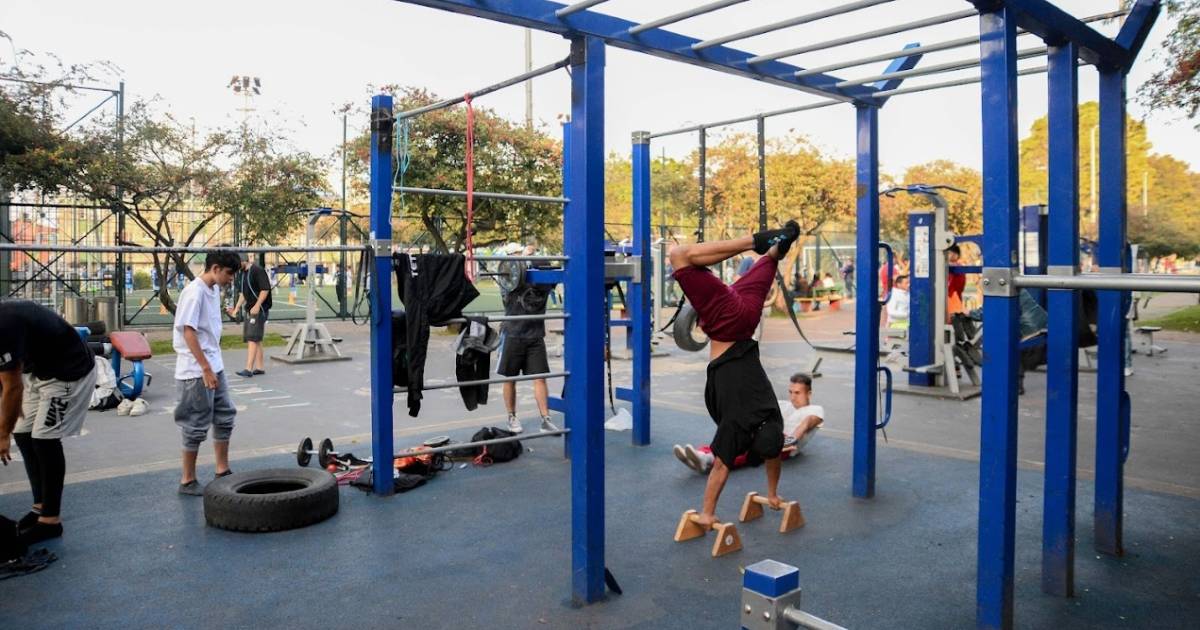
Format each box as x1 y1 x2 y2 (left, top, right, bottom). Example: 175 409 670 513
451 427 523 464
1 515 26 563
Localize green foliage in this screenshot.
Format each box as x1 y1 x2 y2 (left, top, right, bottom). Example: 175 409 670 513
347 87 563 252
880 161 984 247
149 332 287 356
1140 304 1200 333
133 270 151 290
1138 0 1200 128
604 152 698 239
1129 153 1200 257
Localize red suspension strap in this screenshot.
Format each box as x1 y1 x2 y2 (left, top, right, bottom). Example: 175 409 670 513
463 93 476 281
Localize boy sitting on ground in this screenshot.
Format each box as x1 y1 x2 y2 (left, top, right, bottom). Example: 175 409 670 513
674 372 824 474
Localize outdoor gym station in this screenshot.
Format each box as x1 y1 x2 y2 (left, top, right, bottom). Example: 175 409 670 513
1 1 1198 629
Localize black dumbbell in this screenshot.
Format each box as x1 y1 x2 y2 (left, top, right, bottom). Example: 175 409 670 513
296 437 341 469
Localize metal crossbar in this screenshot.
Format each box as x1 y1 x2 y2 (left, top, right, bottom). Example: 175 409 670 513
1014 273 1200 293
0 244 367 255
436 313 567 325
838 46 1048 88
628 0 749 35
555 0 609 18
393 186 569 204
750 9 978 64
649 100 840 139
692 0 895 51
794 9 1127 78
393 428 569 459
871 64 1051 98
395 56 570 120
395 370 569 393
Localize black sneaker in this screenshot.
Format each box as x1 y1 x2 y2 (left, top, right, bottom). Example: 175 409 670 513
18 521 63 546
252 369 266 375
214 469 233 479
17 511 41 534
178 480 204 496
235 369 254 378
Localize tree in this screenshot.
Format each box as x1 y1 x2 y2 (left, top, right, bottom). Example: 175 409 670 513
346 87 563 253
879 161 984 248
603 152 698 241
1130 153 1200 257
1136 0 1200 128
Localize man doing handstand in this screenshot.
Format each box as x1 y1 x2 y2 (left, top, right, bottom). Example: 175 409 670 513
669 220 800 529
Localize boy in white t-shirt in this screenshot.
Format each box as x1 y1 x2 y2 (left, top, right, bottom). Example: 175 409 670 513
173 251 239 495
674 373 824 474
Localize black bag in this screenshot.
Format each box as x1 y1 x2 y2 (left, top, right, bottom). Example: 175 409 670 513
451 427 523 463
1 515 26 563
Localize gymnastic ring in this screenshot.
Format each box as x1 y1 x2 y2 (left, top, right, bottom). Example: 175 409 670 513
672 302 709 352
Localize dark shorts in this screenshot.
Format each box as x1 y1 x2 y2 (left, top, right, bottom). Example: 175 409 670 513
673 256 777 341
710 416 784 469
242 307 269 342
496 336 549 377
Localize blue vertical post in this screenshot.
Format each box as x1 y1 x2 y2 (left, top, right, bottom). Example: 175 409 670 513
907 211 936 386
368 95 395 497
561 120 572 461
630 131 652 446
1042 41 1080 597
976 8 1021 629
1095 69 1128 557
565 36 606 605
852 104 880 499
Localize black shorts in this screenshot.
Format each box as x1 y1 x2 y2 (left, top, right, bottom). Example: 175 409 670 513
710 417 784 469
496 336 549 377
242 307 269 342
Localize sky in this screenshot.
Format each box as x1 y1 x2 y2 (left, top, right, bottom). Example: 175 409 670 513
3 0 1198 186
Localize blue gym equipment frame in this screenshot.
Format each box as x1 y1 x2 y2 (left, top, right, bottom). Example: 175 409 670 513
376 1 1162 626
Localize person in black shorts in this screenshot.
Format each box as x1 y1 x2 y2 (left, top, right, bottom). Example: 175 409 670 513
669 221 799 529
0 300 98 545
496 244 557 435
229 255 272 378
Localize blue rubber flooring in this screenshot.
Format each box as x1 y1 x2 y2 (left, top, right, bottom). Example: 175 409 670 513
1 406 1197 629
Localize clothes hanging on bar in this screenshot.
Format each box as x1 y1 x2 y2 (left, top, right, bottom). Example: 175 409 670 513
395 253 480 416
454 316 500 411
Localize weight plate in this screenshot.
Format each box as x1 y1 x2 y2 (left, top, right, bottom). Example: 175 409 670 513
297 437 313 467
318 438 335 469
423 435 451 448
495 259 528 294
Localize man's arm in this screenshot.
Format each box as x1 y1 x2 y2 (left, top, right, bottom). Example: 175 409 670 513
182 326 217 389
0 366 24 435
251 289 269 314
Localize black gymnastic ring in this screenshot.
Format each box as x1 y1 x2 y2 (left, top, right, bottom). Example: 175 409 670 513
672 302 709 352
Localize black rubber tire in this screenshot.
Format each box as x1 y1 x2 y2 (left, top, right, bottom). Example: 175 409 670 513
672 302 709 352
203 468 338 533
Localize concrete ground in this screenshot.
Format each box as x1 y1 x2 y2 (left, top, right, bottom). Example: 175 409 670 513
1 302 1197 628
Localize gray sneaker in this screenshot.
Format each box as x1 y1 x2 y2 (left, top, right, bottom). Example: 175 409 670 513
506 414 524 434
178 480 204 496
540 416 560 432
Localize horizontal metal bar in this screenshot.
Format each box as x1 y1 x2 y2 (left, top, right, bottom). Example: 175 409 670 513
394 428 569 459
395 370 569 393
473 255 569 262
395 56 570 121
394 186 568 204
0 75 120 94
555 0 609 18
750 9 977 64
871 64 1050 98
615 387 635 402
1014 273 1200 293
0 244 366 255
628 0 749 36
839 46 1047 88
783 606 849 630
649 99 841 138
435 313 567 324
693 0 894 51
794 9 1126 78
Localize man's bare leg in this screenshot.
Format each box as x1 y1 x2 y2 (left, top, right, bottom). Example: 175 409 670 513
532 378 549 417
765 457 782 509
669 236 753 270
503 381 517 414
181 450 198 484
214 440 230 475
697 457 731 528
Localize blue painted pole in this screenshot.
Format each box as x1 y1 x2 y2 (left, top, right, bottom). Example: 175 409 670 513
1042 41 1080 598
562 120 572 462
630 131 652 446
566 36 607 605
907 211 936 387
852 104 880 499
976 8 1021 629
1095 69 1128 557
368 95 396 496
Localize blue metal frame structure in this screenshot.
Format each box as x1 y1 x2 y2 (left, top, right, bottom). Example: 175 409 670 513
382 0 1162 625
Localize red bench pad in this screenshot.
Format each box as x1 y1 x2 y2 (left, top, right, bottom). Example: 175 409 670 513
110 331 152 361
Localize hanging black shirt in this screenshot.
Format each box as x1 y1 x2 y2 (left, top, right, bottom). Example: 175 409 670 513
0 300 95 381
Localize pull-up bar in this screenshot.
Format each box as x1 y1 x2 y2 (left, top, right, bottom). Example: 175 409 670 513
692 0 894 51
394 186 569 205
838 46 1049 88
1013 273 1200 294
649 99 841 139
871 64 1052 99
396 56 570 120
555 0 609 18
750 8 978 64
795 9 1127 78
628 0 749 36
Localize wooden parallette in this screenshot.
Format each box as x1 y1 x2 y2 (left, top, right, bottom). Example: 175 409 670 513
673 509 742 557
738 492 805 533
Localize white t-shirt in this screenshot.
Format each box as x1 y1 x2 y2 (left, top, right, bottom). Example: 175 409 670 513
779 401 825 436
173 277 225 379
887 287 910 323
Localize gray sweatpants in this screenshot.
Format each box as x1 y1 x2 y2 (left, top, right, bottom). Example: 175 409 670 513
174 371 236 451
